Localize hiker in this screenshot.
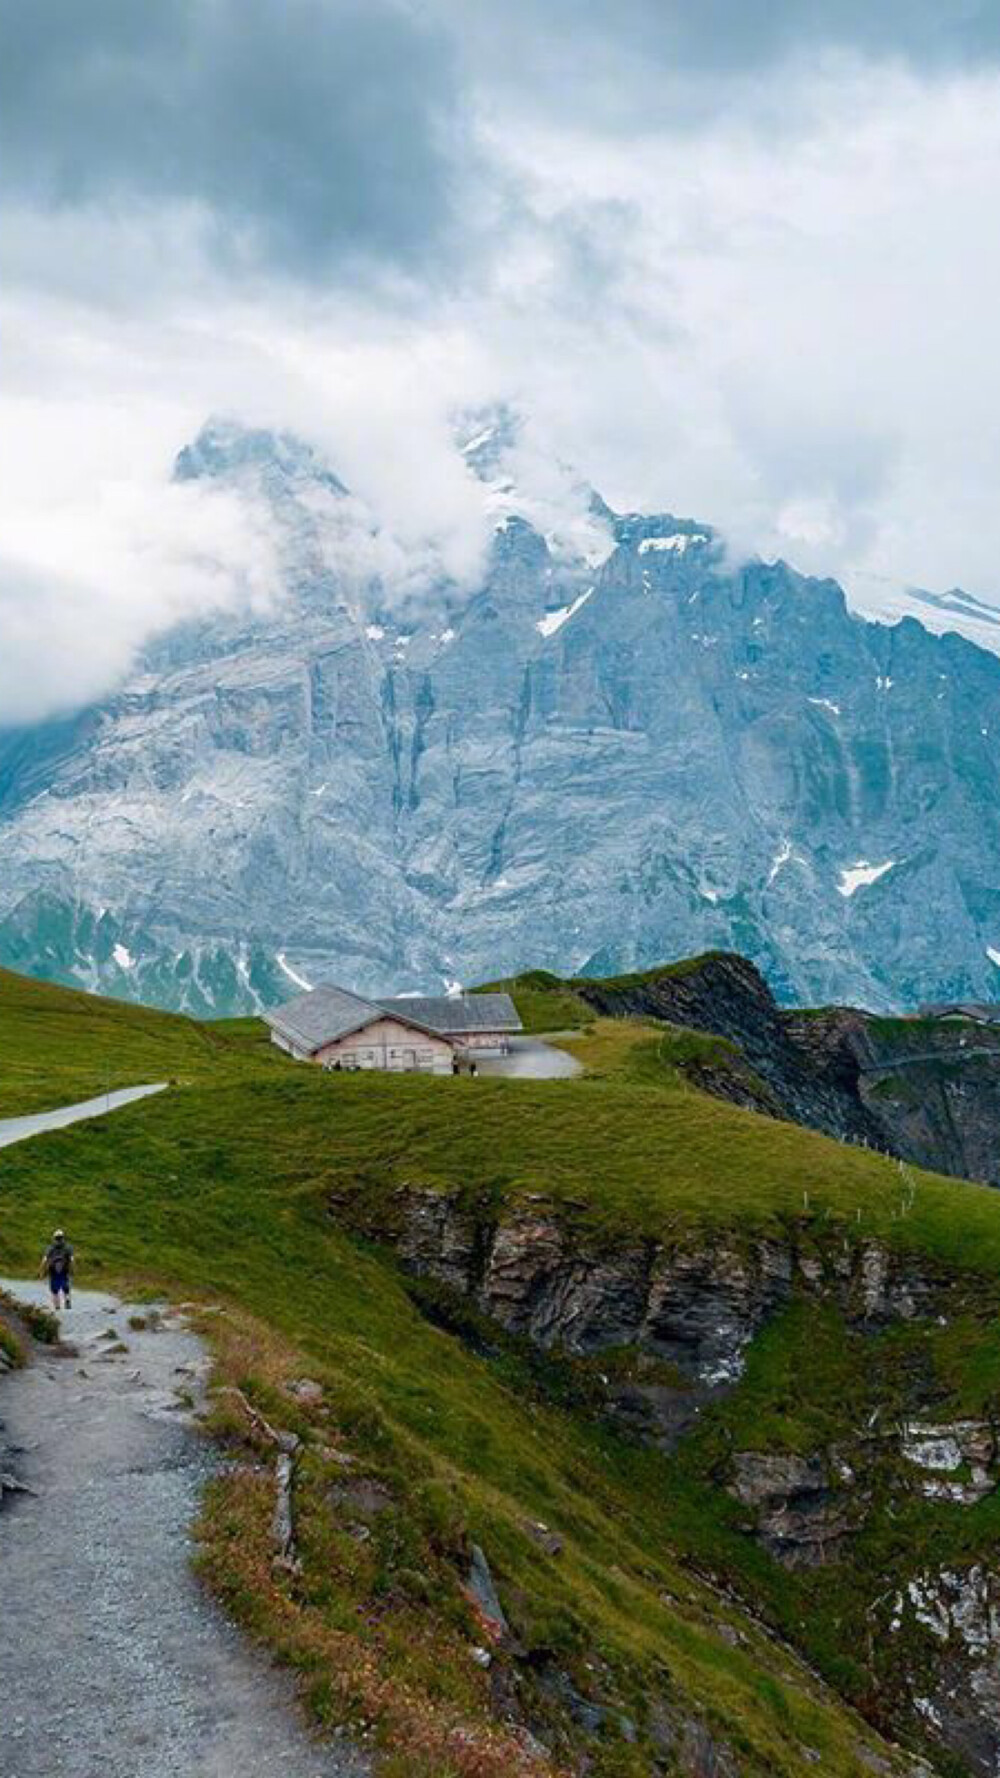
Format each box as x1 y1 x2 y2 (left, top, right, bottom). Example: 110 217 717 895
469 1059 479 1079
451 1055 461 1076
40 1228 74 1311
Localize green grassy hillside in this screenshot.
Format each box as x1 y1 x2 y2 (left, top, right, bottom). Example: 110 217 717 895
473 968 595 1033
474 956 740 1034
0 966 282 1116
1 968 996 1774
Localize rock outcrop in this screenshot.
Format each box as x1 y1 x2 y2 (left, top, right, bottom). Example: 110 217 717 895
336 1181 945 1448
729 1452 856 1568
901 1419 999 1505
331 1179 1000 1772
890 1566 1000 1776
729 1415 1000 1573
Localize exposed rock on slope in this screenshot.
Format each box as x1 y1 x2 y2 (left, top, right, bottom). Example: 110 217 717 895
3 418 1000 1013
729 1451 856 1568
334 1179 944 1449
331 1177 1000 1776
890 1567 1000 1777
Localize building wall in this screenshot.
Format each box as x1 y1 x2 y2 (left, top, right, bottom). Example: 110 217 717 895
314 1017 455 1074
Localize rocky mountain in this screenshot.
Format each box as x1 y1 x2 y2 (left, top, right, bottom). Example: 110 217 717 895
3 415 1000 1015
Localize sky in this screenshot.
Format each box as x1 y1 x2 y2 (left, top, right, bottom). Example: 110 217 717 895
3 0 1000 721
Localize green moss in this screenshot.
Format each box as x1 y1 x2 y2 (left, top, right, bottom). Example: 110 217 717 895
866 1016 976 1041
0 1285 58 1347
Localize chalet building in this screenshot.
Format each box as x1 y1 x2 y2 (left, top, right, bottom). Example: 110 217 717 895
264 982 522 1074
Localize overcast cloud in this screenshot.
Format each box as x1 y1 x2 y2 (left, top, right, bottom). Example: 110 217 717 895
1 0 465 280
3 0 1000 720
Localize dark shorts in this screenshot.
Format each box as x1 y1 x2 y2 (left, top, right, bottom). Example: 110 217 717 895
49 1268 71 1295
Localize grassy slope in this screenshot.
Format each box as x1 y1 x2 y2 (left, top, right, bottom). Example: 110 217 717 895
2 972 994 1774
0 1074 921 1778
474 956 741 1035
478 974 771 1106
0 967 282 1116
473 969 594 1034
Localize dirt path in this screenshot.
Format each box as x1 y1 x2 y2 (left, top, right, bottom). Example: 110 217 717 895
0 1083 167 1151
0 1279 368 1778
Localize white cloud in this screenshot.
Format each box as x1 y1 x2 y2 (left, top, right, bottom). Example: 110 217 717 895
4 36 1000 723
0 472 280 724
468 66 1000 600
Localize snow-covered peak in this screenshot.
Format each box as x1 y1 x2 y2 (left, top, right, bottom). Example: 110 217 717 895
848 571 1000 660
613 511 717 555
174 418 348 499
452 403 523 483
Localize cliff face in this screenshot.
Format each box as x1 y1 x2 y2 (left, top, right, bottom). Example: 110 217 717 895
4 419 1000 1015
574 952 1000 1184
342 1182 943 1447
330 1176 1000 1777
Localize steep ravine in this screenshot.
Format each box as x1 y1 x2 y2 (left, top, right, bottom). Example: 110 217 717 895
331 1179 1000 1777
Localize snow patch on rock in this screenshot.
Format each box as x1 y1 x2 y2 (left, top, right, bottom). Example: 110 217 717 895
838 861 894 898
536 586 594 639
638 533 708 555
277 953 313 992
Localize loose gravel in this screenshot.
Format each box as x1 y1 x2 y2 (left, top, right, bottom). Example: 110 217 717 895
0 1279 368 1778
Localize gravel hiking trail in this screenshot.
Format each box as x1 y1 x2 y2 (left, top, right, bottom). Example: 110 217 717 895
0 1279 368 1778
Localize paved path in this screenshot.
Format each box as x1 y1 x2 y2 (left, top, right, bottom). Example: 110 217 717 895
0 1280 367 1778
477 1036 582 1079
0 1083 168 1151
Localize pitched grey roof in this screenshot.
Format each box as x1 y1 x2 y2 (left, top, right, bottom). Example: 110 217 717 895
264 983 384 1053
264 983 522 1053
376 993 522 1035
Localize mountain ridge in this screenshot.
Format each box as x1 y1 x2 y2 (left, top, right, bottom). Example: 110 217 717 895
2 417 1000 1014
